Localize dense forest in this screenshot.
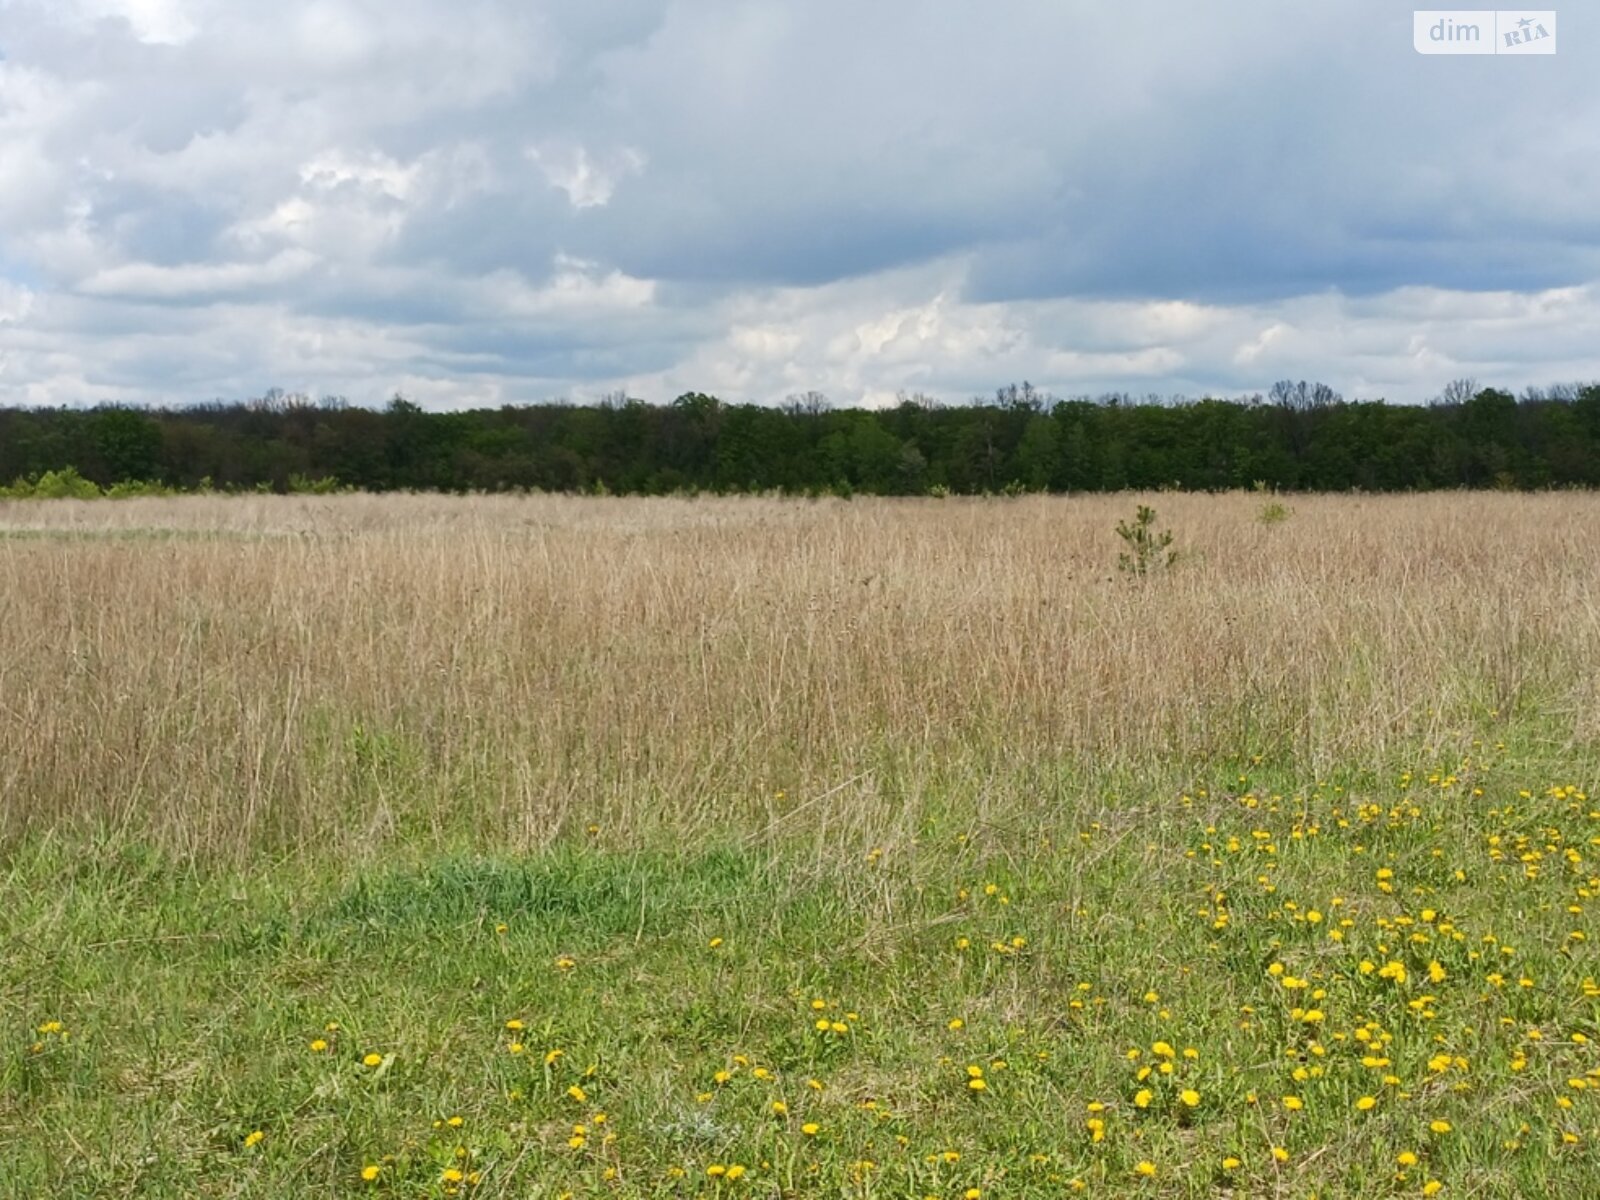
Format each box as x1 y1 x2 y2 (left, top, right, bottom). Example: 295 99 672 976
3 380 1599 496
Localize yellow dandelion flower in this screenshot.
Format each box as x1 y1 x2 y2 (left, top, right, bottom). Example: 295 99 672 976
361 1165 380 1181
243 1130 264 1149
1134 1160 1157 1177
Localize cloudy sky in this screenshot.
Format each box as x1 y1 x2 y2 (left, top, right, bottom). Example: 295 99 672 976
0 1 1596 408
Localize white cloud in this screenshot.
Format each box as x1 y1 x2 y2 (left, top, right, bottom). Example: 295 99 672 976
0 280 36 325
527 142 646 209
484 256 656 316
1234 323 1288 366
81 0 198 44
78 250 319 300
0 0 1597 407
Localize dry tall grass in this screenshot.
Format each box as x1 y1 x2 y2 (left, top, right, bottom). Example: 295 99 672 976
2 492 1597 859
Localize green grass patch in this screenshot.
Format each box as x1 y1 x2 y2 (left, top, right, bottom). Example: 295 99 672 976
5 748 1600 1197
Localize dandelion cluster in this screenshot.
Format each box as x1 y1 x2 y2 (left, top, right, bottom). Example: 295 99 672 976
13 759 1598 1196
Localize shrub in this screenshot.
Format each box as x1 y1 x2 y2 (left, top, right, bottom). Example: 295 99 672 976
1115 504 1177 576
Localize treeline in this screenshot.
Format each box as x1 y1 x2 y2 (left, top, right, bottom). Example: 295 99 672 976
3 381 1600 496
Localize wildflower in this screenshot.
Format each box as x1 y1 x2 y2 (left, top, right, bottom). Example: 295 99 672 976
362 1053 383 1067
1430 1120 1452 1135
1180 1089 1201 1107
1422 1183 1443 1197
1272 1147 1290 1163
310 1039 328 1052
1134 1161 1157 1177
243 1130 264 1148
1397 1151 1419 1166
1222 1156 1241 1170
801 1123 820 1136
361 1165 380 1181
567 1085 588 1103
1134 1088 1153 1108
1356 1095 1377 1111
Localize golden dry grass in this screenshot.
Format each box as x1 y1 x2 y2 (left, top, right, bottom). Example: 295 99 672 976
2 491 1597 859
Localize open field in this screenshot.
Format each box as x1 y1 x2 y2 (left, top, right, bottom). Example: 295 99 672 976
3 492 1600 1197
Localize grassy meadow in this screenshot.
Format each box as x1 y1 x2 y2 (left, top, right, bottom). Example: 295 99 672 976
2 491 1599 1198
